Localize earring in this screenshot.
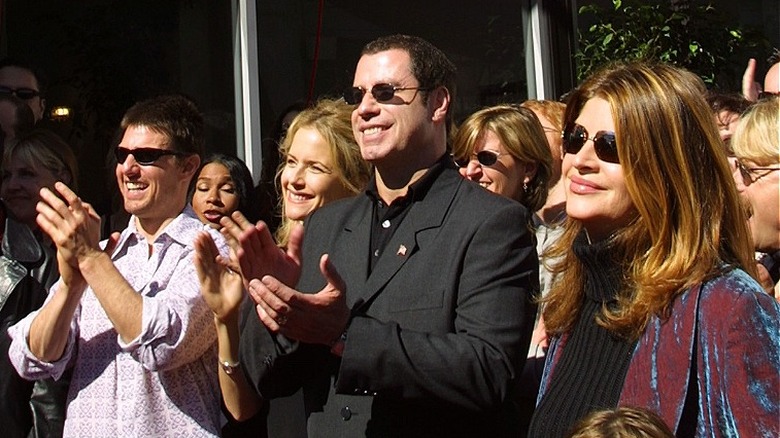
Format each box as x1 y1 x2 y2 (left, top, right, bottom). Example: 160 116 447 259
523 182 528 193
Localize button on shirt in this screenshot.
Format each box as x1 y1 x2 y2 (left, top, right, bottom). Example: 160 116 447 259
8 206 227 437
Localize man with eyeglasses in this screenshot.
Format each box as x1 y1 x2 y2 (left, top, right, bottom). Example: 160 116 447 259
7 95 227 437
231 34 538 437
0 58 46 123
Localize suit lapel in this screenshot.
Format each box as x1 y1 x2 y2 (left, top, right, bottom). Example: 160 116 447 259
355 169 462 310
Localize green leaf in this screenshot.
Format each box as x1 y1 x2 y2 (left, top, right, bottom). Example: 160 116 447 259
603 33 614 46
689 43 699 53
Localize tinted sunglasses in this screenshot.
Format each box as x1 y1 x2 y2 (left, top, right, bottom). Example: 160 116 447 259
344 83 429 105
562 122 619 164
455 150 501 168
115 147 184 166
0 86 40 100
736 160 780 186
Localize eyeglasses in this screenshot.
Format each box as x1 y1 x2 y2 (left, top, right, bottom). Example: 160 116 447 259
0 86 40 100
562 122 619 164
455 150 501 168
115 147 185 165
758 91 779 100
736 160 780 186
344 83 430 105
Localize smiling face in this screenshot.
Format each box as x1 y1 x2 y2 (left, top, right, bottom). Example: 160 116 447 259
458 130 532 201
563 97 636 241
191 162 240 229
350 49 442 172
1 156 59 227
115 125 199 236
280 127 352 222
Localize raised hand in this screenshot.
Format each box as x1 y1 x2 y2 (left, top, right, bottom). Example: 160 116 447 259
36 182 102 269
194 231 244 323
220 211 303 288
248 254 350 346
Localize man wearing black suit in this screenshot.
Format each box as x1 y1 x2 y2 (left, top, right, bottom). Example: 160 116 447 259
234 34 538 437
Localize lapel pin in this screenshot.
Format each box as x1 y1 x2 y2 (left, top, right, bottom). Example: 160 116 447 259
397 244 407 257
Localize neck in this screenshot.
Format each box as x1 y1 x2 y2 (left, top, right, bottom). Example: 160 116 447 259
374 159 437 205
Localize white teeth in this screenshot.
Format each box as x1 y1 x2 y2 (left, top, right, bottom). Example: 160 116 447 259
363 127 382 135
126 182 147 190
289 193 309 201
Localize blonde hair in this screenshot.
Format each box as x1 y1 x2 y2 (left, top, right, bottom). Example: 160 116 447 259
567 407 674 438
451 104 552 210
730 96 779 165
274 98 371 247
3 128 78 190
543 62 756 339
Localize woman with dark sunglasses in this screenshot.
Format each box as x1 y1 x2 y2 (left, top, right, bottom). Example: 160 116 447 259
528 62 780 437
451 104 553 212
730 96 780 300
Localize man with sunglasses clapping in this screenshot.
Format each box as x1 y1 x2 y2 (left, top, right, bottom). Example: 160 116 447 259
231 34 539 437
7 95 228 437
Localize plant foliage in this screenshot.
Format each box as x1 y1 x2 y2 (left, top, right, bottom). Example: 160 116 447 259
576 0 770 88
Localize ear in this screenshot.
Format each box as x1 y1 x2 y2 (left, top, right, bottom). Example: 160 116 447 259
523 161 538 184
181 154 201 179
429 86 450 124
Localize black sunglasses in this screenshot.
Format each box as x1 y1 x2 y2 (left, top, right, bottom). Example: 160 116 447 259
0 86 40 100
736 160 780 186
455 150 501 168
562 122 619 164
115 147 184 166
344 83 429 105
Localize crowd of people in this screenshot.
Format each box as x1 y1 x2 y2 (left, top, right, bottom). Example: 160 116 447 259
0 34 778 438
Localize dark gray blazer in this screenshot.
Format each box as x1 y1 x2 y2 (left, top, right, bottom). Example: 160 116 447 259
241 165 539 438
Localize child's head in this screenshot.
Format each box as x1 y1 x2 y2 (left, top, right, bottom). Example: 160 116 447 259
567 406 674 438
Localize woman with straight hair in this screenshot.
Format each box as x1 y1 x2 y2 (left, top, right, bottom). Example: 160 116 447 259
528 62 780 437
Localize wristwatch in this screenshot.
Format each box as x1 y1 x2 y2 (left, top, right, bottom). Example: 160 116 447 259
219 359 240 375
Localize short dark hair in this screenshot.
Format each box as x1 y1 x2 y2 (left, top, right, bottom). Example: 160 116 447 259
190 153 261 223
0 57 48 96
120 94 204 158
706 91 753 115
361 34 457 122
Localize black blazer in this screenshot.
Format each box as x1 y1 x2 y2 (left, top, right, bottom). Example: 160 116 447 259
241 166 539 437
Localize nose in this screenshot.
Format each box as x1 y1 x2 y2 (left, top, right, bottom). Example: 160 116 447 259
206 187 223 205
731 164 747 192
462 159 484 180
357 90 379 119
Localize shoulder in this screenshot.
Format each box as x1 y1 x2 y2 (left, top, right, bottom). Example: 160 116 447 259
698 267 780 327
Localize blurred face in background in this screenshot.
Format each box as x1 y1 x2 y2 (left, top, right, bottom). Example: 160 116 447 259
733 159 780 252
192 162 240 228
1 154 59 227
0 66 45 122
281 127 351 221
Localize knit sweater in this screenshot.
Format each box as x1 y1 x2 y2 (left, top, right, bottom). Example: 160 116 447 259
527 232 638 437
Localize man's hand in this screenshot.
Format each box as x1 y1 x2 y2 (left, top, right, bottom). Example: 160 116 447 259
249 254 349 346
194 231 244 323
36 182 102 268
742 58 761 102
220 211 303 288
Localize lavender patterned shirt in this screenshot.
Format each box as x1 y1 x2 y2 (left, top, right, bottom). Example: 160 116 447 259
8 206 227 437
